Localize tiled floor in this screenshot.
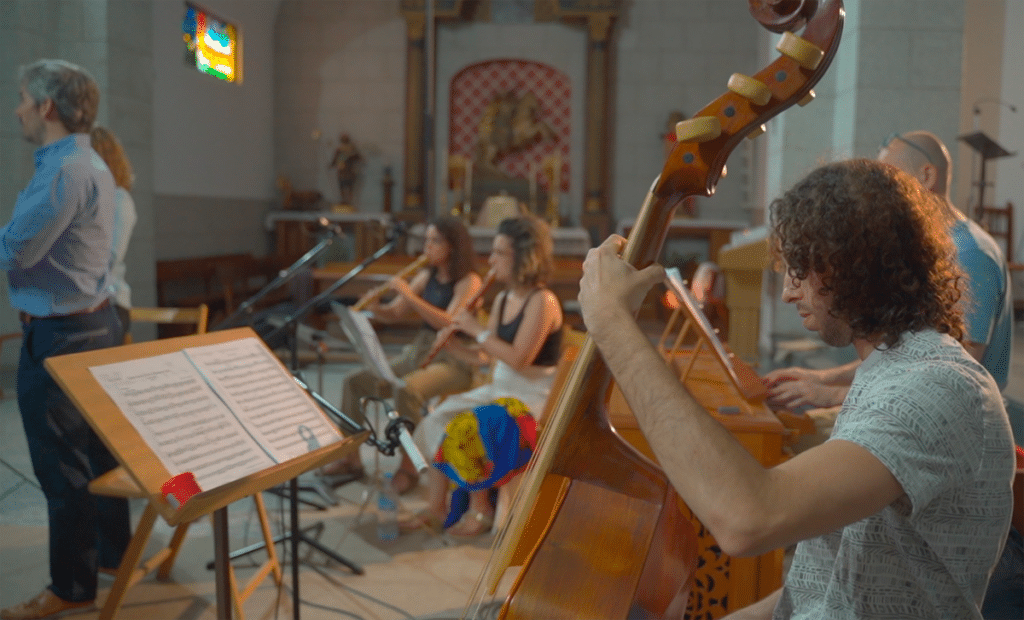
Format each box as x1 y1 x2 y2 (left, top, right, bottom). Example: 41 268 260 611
1 320 1022 620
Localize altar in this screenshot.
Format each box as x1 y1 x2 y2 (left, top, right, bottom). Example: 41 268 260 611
265 210 392 261
406 222 592 258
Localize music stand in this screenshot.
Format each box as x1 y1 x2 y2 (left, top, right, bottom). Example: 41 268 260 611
958 131 1016 221
44 328 365 620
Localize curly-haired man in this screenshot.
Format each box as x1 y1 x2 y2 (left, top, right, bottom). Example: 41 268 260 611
579 159 1014 619
765 131 1012 410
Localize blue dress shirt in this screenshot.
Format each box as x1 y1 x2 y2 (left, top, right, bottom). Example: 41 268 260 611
1 134 115 316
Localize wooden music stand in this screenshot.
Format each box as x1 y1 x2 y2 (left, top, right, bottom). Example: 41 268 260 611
44 327 367 620
662 267 767 402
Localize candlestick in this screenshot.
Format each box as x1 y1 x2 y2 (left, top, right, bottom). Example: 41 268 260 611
529 161 537 213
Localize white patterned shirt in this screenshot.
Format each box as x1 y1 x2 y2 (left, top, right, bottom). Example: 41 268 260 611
774 330 1014 619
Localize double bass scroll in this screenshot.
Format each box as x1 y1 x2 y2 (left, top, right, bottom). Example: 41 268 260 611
465 1 845 618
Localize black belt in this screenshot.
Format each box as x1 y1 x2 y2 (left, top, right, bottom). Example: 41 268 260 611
19 299 111 325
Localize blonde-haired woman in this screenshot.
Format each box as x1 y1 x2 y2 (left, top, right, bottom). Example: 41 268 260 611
90 126 136 332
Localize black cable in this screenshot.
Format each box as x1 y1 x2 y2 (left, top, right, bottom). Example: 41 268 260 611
310 562 416 619
0 455 41 491
0 480 28 503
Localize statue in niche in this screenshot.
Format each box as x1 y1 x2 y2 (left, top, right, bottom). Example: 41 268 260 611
329 133 363 206
474 90 557 175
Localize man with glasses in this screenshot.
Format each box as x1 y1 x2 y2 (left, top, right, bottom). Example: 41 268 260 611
766 130 1012 405
765 131 1017 619
580 159 1014 618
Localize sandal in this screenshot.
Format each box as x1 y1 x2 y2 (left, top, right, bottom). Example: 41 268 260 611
447 510 495 537
398 510 444 533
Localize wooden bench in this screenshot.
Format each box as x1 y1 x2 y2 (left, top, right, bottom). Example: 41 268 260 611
157 254 290 330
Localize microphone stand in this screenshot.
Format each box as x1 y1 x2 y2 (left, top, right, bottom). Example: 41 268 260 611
263 226 406 372
214 218 344 332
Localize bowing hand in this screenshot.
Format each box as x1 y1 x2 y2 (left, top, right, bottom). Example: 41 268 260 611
579 235 664 331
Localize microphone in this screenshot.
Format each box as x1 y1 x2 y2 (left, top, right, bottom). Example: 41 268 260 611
386 409 428 473
316 216 344 237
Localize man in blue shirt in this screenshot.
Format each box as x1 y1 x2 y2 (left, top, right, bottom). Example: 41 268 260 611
1 60 129 620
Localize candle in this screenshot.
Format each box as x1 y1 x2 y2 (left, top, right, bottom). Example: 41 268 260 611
464 158 473 204
529 161 537 210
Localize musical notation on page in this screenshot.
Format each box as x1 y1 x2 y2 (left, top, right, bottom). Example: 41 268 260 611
89 337 344 491
89 352 276 491
186 338 343 461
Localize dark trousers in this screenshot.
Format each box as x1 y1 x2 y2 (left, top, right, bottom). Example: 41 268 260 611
17 303 130 602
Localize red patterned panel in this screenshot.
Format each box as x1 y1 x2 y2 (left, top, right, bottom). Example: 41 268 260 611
450 59 571 191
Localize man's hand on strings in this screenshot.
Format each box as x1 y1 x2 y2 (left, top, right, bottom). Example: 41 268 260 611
579 234 664 333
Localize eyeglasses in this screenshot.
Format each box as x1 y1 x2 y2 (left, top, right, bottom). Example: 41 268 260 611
880 132 936 166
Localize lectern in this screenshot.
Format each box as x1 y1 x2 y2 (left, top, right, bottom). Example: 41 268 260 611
958 131 1015 222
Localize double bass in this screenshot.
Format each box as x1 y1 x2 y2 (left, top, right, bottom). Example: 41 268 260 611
465 1 845 618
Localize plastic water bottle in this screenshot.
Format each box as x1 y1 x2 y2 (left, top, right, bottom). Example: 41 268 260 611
376 472 399 542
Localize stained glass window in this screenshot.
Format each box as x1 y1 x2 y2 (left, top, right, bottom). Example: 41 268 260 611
183 3 241 83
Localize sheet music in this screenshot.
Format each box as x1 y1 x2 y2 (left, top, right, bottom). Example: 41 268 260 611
89 353 276 491
332 301 403 386
185 338 343 462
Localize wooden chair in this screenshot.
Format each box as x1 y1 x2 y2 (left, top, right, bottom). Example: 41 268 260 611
92 303 283 620
124 305 209 344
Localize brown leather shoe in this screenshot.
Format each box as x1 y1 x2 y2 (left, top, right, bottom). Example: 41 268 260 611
0 589 94 620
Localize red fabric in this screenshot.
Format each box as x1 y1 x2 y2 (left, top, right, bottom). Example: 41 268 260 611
161 472 201 508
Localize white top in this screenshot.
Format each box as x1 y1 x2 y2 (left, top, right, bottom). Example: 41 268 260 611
775 330 1015 620
108 187 136 308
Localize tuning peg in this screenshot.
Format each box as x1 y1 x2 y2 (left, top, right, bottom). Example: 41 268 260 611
747 124 767 140
797 90 816 107
776 32 824 70
728 73 772 106
675 117 722 143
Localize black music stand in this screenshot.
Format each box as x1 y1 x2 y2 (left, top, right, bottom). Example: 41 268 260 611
958 131 1016 221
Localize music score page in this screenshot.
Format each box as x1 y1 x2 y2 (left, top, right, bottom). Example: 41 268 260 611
89 337 343 492
185 338 342 461
89 352 276 491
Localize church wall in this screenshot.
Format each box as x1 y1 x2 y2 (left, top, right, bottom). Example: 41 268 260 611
995 0 1023 265
435 22 587 224
274 0 406 217
151 0 279 260
272 1 766 234
613 0 761 227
